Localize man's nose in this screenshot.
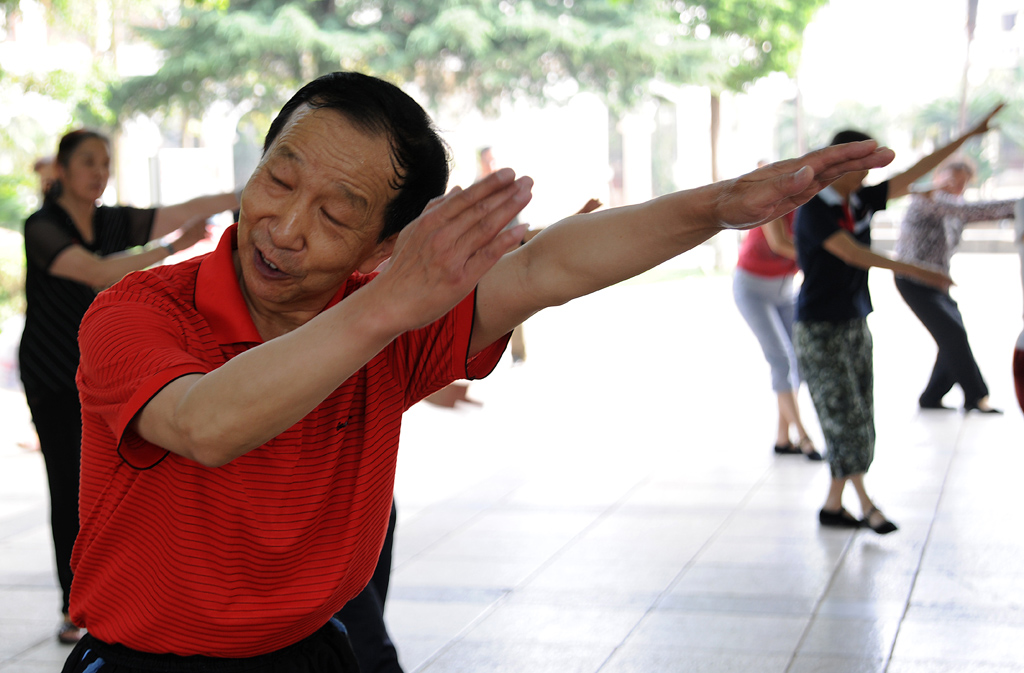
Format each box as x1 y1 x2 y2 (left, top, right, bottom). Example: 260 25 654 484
269 199 307 251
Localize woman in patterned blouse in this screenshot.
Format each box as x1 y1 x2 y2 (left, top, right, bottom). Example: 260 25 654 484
894 159 1021 413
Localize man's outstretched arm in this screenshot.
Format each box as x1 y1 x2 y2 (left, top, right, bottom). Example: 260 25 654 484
470 140 896 354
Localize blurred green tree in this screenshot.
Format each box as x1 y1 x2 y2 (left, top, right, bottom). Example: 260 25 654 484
910 89 1023 187
0 0 151 231
678 0 829 179
113 0 728 127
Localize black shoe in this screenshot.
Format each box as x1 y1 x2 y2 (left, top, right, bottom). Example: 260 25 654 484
964 403 1003 414
819 507 862 528
862 507 898 535
920 401 955 411
774 443 801 455
796 437 823 461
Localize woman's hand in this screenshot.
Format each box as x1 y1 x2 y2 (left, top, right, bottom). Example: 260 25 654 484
966 102 1005 138
171 216 211 252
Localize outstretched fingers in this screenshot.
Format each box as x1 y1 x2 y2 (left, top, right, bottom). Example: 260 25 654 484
803 142 895 184
717 142 895 229
379 168 533 329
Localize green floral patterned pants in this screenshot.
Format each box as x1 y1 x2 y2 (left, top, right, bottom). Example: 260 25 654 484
793 318 875 479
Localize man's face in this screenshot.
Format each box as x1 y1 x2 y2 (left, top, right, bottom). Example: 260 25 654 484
236 107 398 319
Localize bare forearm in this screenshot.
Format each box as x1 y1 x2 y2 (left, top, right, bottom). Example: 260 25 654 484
139 286 400 466
472 140 898 353
890 104 1002 199
151 193 239 239
825 234 949 289
51 243 173 289
519 187 720 308
890 138 968 199
763 217 797 260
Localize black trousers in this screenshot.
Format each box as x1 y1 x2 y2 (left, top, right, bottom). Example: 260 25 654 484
25 388 82 616
334 500 403 673
895 276 988 407
62 620 359 672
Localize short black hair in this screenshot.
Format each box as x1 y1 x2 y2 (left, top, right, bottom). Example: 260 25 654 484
263 72 451 243
829 129 873 146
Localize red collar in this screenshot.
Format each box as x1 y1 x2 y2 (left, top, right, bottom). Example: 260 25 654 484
195 224 352 345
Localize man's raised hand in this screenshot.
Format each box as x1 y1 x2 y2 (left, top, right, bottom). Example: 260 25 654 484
715 140 895 230
374 167 533 332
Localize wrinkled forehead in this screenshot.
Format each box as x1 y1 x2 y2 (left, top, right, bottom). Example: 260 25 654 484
260 105 397 229
267 103 386 153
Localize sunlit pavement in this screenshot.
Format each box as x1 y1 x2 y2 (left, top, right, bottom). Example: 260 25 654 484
2 251 1022 673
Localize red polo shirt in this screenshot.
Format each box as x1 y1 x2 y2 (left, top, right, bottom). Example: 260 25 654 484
72 225 507 657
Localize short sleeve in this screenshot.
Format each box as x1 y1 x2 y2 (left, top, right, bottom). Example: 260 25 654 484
386 289 510 409
858 182 889 215
119 206 157 247
77 298 213 454
794 196 840 252
24 212 78 270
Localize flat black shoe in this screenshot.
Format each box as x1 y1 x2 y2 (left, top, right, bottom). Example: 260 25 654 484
796 437 823 461
819 507 862 528
863 507 898 535
774 443 801 455
964 404 1003 414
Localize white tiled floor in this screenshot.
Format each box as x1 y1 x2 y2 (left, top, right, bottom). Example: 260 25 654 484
1 251 1022 672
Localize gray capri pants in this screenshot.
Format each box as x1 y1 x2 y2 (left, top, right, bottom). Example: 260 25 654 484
733 268 800 392
793 318 875 479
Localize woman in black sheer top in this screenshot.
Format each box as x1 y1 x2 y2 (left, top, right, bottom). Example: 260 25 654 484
20 129 238 643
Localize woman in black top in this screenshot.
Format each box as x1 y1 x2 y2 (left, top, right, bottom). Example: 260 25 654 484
20 129 238 644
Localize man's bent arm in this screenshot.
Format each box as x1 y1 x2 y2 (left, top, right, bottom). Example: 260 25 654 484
471 140 896 353
134 171 533 467
135 285 407 467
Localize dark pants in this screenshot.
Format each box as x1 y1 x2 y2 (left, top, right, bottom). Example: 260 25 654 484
895 277 988 407
25 388 82 616
335 501 403 673
62 619 359 673
794 319 875 479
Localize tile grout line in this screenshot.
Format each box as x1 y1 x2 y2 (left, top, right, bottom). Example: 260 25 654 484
593 462 783 672
879 417 966 673
409 473 654 672
781 528 857 673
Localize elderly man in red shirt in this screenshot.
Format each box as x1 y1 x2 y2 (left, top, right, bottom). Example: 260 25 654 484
65 71 894 673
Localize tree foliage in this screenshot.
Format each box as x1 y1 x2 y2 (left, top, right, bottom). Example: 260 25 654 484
679 0 828 93
910 86 1023 186
115 0 730 119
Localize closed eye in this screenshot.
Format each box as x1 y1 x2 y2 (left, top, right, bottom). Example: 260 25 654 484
321 207 344 226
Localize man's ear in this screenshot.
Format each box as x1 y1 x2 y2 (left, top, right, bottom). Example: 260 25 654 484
357 234 398 274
